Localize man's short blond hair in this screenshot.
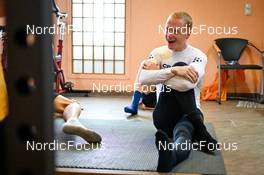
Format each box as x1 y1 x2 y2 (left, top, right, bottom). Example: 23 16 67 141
168 12 193 31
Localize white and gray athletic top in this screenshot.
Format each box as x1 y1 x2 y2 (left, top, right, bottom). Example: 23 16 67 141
139 45 207 109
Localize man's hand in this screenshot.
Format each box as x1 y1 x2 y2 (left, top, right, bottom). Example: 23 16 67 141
171 66 199 83
143 60 160 70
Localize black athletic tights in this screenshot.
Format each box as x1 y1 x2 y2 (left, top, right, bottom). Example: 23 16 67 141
153 62 202 138
153 62 203 165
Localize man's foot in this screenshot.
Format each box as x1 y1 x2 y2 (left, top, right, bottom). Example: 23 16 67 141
155 130 176 172
62 119 102 143
124 105 138 115
124 90 141 115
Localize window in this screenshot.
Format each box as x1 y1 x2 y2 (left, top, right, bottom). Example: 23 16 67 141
72 0 126 74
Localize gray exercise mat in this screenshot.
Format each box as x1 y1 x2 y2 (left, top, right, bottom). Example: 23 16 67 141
54 119 226 174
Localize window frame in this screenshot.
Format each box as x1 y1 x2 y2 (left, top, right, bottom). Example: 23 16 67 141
71 0 126 75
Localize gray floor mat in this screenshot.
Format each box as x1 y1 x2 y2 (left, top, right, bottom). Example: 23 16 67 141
54 119 226 174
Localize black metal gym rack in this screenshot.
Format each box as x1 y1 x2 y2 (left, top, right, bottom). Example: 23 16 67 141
4 0 54 175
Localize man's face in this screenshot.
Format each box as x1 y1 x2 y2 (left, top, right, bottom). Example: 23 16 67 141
165 17 190 51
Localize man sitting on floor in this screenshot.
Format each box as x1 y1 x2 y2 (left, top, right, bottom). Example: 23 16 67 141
135 11 218 172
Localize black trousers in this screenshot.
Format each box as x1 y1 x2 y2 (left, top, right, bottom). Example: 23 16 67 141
153 62 202 138
153 85 201 164
153 85 199 138
153 62 203 164
153 62 203 137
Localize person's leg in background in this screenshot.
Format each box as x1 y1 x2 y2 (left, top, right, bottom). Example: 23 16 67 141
124 59 158 114
54 95 102 143
124 61 145 115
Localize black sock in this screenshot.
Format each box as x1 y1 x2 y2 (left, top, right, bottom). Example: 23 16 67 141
155 130 177 172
